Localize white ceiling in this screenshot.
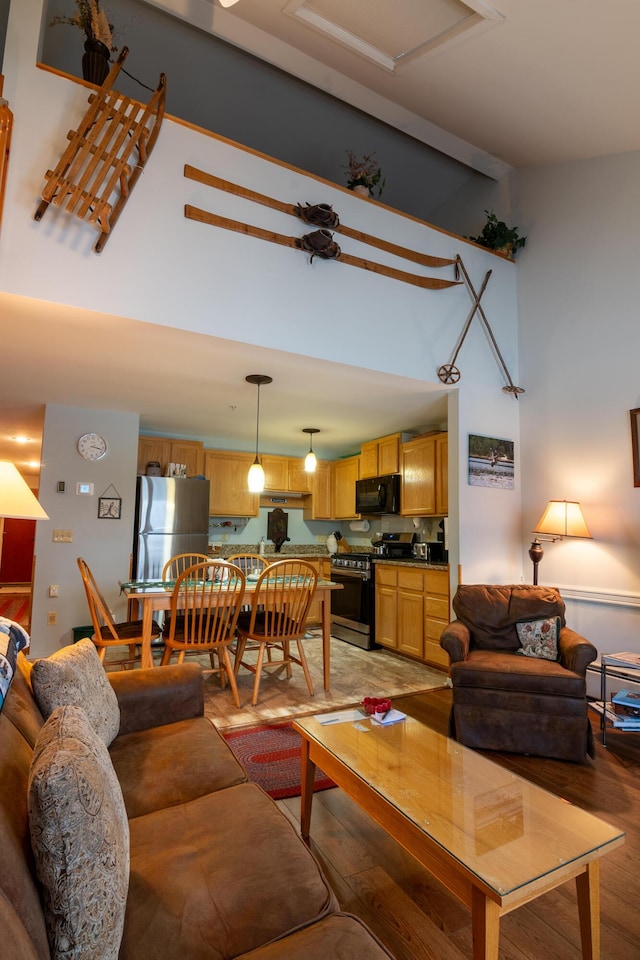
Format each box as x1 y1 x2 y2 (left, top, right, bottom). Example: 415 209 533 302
206 0 640 169
0 294 449 474
5 0 639 474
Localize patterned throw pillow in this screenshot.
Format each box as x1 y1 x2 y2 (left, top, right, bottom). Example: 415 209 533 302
516 617 561 661
0 617 30 714
28 704 129 960
31 638 120 745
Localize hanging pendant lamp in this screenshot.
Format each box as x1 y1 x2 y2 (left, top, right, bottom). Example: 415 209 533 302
302 428 320 472
246 375 272 493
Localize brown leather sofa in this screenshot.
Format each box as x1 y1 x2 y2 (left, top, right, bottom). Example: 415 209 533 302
0 644 395 960
440 584 597 763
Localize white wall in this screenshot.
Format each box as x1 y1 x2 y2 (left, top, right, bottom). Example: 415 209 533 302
33 405 140 657
515 151 640 675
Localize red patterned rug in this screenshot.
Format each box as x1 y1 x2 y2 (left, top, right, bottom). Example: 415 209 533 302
0 595 30 628
222 722 336 800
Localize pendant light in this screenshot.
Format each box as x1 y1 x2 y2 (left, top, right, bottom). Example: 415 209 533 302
302 428 319 472
246 375 272 493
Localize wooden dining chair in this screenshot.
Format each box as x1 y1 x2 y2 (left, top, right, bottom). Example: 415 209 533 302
162 552 212 581
233 559 318 706
226 553 269 575
161 560 245 707
77 557 162 669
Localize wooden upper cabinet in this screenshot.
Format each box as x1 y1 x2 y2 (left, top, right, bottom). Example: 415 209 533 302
360 441 379 479
262 455 289 492
303 460 332 520
204 450 258 517
401 434 437 516
333 455 360 519
359 433 401 478
435 433 448 516
286 459 311 493
137 437 204 477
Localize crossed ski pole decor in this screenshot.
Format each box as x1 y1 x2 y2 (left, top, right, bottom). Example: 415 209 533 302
437 255 525 398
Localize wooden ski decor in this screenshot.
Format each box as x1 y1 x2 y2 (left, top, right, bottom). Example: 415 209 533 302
185 204 459 291
34 48 166 253
183 164 459 289
437 256 524 397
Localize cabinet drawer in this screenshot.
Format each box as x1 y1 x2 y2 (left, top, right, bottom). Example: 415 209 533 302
425 617 447 642
398 568 424 592
423 638 450 670
425 596 449 620
424 569 449 596
375 566 397 587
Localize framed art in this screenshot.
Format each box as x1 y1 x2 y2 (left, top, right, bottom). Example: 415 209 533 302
468 434 515 489
630 409 640 487
98 496 121 519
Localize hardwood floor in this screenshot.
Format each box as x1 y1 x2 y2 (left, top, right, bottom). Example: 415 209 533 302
277 689 640 960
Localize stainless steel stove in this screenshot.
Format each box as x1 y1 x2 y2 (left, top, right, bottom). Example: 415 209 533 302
329 552 375 649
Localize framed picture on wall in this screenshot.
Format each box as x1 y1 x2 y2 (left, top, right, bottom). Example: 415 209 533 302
98 496 122 519
468 434 515 489
630 409 640 487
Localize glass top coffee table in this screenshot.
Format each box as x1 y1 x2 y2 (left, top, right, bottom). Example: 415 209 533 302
294 714 624 960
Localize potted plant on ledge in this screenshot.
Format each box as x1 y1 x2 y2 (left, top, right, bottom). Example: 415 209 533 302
343 150 385 199
467 210 527 257
50 0 115 85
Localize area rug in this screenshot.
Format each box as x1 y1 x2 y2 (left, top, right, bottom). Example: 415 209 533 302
222 722 336 800
0 595 30 628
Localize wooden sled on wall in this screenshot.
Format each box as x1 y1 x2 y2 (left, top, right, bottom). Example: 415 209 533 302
34 47 166 253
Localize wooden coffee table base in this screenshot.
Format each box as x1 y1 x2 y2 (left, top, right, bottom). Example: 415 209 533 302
297 730 608 960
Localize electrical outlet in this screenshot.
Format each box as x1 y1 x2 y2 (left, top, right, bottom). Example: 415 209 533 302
221 533 229 543
47 611 57 625
48 585 58 598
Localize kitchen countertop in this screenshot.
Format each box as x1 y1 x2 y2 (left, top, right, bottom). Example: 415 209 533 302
371 558 448 570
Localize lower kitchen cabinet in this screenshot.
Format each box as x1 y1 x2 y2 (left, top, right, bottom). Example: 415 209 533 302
374 563 450 669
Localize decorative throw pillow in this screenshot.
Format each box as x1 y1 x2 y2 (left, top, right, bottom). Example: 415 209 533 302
28 704 129 960
516 617 561 661
0 617 30 714
31 638 120 745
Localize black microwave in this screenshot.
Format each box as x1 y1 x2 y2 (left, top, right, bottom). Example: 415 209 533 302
355 474 401 515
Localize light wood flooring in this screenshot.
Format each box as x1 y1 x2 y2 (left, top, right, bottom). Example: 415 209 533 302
276 690 640 960
202 634 447 730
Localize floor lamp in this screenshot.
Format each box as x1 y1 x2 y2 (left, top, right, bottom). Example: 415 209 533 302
0 460 49 522
529 500 591 585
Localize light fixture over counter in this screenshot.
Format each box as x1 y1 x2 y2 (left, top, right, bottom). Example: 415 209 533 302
302 427 319 473
246 374 272 494
0 460 49 520
529 500 592 585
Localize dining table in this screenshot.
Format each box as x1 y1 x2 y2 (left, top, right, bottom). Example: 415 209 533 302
120 576 342 689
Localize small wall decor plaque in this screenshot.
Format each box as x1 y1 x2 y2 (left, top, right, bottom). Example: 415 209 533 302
98 483 122 519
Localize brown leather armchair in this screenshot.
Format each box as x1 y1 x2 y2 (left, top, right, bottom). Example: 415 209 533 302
440 584 597 763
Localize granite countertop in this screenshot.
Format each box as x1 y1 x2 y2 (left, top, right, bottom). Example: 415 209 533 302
371 558 448 570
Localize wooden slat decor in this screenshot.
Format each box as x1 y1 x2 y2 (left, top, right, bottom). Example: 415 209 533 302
34 48 166 253
0 77 13 234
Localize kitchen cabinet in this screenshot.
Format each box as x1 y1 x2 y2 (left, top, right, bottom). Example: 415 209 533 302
360 433 401 479
262 455 311 493
303 460 332 520
435 433 448 516
137 436 204 477
374 565 398 649
374 563 450 669
332 455 360 519
401 432 447 517
204 450 259 517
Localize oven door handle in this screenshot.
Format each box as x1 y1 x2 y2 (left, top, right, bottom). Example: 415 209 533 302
331 570 371 581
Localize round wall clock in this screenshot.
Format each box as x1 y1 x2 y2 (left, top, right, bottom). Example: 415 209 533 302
77 433 108 461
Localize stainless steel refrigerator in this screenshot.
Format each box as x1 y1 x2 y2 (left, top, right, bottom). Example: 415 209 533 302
132 476 210 580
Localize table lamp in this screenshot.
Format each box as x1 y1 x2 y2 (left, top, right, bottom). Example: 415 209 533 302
529 500 591 585
0 460 49 520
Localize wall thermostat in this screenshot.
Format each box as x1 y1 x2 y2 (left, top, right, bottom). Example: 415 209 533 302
76 482 94 495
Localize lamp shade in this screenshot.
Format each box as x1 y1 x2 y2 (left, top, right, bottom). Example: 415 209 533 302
247 459 265 493
0 460 48 519
533 500 591 539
